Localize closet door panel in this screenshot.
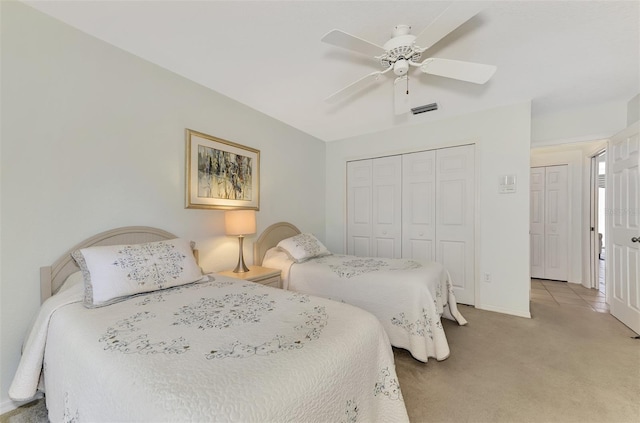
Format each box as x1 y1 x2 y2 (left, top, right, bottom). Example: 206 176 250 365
530 167 546 278
440 180 465 225
372 156 402 258
544 165 568 281
436 145 475 305
439 240 466 296
347 160 372 256
402 151 436 261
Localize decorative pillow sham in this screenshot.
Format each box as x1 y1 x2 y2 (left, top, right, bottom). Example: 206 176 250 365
276 233 331 263
72 238 203 308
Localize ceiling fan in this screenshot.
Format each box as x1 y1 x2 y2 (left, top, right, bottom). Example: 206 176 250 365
321 3 497 115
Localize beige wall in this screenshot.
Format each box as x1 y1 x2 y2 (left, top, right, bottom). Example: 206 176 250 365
0 2 325 411
325 102 532 318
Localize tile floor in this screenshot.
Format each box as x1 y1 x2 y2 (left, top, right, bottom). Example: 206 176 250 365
530 278 609 313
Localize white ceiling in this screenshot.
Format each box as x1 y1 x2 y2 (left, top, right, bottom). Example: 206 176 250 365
24 0 640 142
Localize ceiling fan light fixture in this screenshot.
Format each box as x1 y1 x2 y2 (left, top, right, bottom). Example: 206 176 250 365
393 59 409 75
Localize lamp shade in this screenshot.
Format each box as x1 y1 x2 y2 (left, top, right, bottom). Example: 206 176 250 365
224 210 256 236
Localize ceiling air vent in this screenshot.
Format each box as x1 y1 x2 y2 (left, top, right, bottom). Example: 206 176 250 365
411 103 438 115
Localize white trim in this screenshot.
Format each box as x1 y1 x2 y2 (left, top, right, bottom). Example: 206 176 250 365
474 142 481 310
0 393 43 415
477 304 531 319
531 134 613 148
342 138 478 163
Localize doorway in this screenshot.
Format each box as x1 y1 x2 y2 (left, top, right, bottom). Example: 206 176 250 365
590 151 606 294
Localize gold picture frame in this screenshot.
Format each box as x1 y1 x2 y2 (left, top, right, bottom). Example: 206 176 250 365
185 129 260 210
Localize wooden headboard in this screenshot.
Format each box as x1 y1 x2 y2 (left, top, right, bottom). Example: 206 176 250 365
253 222 301 266
40 226 194 303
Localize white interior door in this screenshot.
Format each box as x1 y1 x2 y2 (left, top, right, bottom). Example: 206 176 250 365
436 145 475 305
372 156 402 258
607 123 640 335
530 167 546 278
347 160 372 257
544 165 569 281
529 165 568 281
402 150 436 261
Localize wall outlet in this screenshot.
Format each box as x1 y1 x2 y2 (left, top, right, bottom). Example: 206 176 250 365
482 272 491 283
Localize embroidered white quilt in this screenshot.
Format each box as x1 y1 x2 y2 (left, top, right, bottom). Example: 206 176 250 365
10 275 409 422
263 250 467 362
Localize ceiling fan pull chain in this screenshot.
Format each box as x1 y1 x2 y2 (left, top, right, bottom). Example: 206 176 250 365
406 73 409 95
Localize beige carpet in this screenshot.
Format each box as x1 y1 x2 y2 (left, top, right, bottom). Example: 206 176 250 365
395 301 640 423
0 399 47 423
3 300 638 423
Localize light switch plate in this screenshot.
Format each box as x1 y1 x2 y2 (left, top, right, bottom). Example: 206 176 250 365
499 174 517 193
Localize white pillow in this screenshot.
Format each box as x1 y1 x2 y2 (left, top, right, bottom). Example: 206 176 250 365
276 233 331 263
72 238 203 308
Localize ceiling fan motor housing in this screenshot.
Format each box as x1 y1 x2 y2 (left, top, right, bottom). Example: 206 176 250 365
381 27 421 71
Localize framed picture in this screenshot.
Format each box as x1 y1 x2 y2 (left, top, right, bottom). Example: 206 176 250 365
185 129 260 210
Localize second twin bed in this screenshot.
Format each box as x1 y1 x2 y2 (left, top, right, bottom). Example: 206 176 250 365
254 222 467 363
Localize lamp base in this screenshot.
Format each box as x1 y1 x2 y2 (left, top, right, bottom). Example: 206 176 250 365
233 235 250 273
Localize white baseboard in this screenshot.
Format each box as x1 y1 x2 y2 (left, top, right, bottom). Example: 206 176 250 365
0 393 43 415
477 303 532 319
1 398 20 415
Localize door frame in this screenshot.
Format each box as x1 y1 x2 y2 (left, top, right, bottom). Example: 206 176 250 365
588 150 606 292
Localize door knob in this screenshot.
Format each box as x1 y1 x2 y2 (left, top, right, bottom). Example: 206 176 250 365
633 237 640 243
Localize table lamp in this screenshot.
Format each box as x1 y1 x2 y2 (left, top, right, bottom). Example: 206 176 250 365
225 210 256 273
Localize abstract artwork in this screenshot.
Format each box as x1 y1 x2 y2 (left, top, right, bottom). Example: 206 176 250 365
185 129 259 210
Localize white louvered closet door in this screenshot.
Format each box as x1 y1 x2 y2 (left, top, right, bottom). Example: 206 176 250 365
435 145 476 305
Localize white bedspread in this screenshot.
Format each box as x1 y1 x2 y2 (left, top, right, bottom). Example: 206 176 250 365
10 275 409 422
263 250 467 363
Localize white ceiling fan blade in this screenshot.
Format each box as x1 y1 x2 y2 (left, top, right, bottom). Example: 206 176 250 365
414 3 484 52
321 29 386 57
394 76 410 115
420 58 496 84
325 71 384 104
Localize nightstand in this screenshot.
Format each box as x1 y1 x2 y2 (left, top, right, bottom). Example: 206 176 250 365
218 266 282 289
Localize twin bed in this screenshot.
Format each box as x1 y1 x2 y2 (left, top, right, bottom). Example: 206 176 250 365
255 222 467 363
10 226 409 422
11 222 466 422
